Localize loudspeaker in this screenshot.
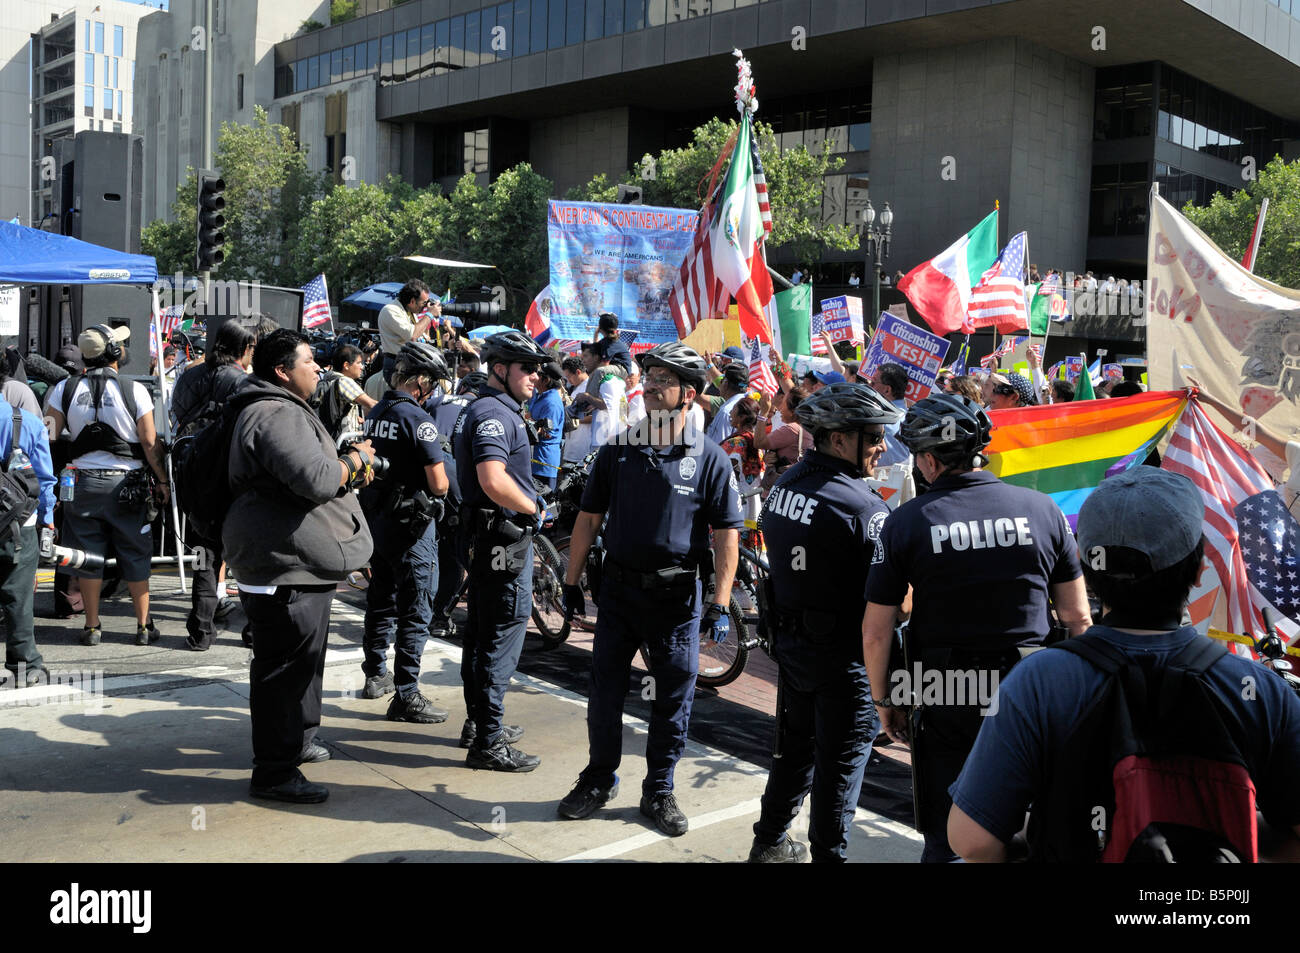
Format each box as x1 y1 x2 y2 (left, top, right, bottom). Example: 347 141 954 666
202 285 306 342
67 132 144 254
74 284 154 368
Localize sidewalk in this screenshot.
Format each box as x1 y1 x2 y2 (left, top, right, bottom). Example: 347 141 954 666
0 574 921 862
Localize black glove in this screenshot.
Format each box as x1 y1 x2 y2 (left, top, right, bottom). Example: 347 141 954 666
701 601 730 644
563 583 586 621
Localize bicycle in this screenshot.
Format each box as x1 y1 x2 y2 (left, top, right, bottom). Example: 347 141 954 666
696 533 769 687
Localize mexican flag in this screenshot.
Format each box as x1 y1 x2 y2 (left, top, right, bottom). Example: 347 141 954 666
897 209 999 336
765 283 813 357
711 113 774 342
1027 282 1068 335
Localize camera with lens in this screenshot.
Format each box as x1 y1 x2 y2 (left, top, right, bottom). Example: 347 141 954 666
341 443 390 480
39 526 105 572
440 301 500 323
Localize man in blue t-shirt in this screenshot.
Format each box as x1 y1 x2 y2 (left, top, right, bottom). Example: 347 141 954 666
527 364 565 490
948 467 1300 861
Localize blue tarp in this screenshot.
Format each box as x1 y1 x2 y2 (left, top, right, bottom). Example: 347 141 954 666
0 220 158 285
342 282 463 327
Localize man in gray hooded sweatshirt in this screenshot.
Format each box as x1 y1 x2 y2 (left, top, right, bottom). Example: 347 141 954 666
224 328 376 804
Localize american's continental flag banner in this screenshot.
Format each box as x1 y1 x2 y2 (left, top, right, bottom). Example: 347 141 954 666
985 391 1188 531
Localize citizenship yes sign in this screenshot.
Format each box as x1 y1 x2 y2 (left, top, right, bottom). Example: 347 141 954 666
818 295 864 344
861 313 951 402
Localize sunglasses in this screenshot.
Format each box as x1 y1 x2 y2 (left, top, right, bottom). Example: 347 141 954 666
862 429 887 447
643 372 681 389
993 384 1018 397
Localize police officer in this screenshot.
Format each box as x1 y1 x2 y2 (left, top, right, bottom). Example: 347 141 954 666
422 352 471 641
556 341 744 837
748 383 902 863
451 330 549 771
357 341 451 722
861 392 1092 862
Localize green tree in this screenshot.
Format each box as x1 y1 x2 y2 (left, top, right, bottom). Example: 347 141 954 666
293 179 410 296
330 0 358 24
567 117 860 263
142 106 324 284
1181 157 1300 290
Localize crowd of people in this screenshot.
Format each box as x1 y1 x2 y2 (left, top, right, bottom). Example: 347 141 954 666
2 276 1298 864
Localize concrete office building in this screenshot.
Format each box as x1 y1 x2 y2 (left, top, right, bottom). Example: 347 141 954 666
1 0 151 225
132 0 328 223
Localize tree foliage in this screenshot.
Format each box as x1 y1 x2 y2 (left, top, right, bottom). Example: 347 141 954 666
567 117 860 263
1181 157 1300 291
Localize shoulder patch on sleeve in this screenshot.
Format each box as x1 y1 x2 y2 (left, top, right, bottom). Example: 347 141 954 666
476 418 506 438
867 509 887 542
416 421 438 442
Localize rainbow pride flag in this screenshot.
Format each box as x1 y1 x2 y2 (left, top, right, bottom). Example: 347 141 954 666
986 391 1188 530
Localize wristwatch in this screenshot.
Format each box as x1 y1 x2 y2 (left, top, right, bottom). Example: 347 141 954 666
872 697 895 708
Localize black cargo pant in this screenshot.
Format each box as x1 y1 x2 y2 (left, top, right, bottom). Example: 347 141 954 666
185 527 224 647
242 584 336 788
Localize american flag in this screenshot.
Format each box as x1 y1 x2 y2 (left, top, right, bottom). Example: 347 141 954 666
667 196 725 339
979 334 1025 368
1163 400 1299 647
947 342 969 376
809 313 829 355
748 337 778 396
1028 343 1042 365
301 273 332 329
617 329 639 347
965 232 1029 333
150 304 185 358
749 124 772 239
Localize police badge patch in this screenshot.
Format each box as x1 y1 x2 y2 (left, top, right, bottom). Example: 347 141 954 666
679 456 697 481
476 419 506 438
416 422 438 442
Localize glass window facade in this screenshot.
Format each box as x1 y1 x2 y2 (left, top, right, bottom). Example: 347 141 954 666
94 21 104 53
1155 65 1298 165
114 25 123 57
1089 162 1152 237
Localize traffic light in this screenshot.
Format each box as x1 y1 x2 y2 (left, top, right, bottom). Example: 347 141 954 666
196 169 225 272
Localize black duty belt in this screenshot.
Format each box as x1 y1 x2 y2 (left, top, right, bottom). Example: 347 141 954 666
602 557 697 591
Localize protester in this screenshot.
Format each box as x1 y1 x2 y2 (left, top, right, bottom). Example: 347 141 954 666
224 328 375 804
861 392 1092 862
624 363 645 427
573 343 627 451
720 397 765 524
865 363 910 466
0 391 56 686
948 468 1300 862
948 375 982 404
323 343 379 439
754 386 812 490
1050 379 1074 404
594 312 632 373
560 355 592 463
701 361 749 444
45 325 169 648
528 364 566 490
171 318 256 651
749 383 902 862
984 372 1035 410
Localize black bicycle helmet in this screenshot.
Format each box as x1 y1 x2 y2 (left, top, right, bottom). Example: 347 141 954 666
898 392 993 467
479 330 548 369
458 371 488 394
396 340 451 381
636 341 709 390
795 382 904 432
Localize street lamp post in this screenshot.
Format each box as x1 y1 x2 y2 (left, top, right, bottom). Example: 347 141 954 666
859 200 894 327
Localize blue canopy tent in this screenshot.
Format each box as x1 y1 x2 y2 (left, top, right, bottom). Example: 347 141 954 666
0 222 193 587
466 324 515 340
0 220 158 285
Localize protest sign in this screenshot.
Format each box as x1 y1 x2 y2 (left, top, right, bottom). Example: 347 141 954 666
818 295 864 344
1064 355 1084 383
861 312 951 402
547 200 697 343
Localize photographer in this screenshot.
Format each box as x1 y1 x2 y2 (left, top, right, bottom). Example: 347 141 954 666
44 325 169 648
224 329 375 804
0 395 55 687
356 342 450 721
378 280 442 384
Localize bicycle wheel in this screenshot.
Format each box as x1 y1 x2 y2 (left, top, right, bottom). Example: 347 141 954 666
531 535 570 647
552 539 598 633
697 594 749 688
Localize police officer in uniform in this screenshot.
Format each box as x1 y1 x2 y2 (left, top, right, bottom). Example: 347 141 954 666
357 341 451 721
747 382 903 863
451 330 549 771
861 392 1092 862
421 350 470 640
556 341 744 836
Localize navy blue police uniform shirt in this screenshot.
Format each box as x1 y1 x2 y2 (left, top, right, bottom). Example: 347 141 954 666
424 389 469 510
581 434 744 573
865 469 1081 651
358 391 444 511
950 625 1300 843
763 450 889 633
453 386 534 517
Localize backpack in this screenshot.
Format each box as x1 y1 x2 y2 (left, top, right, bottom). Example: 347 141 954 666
0 408 40 543
174 389 281 541
1026 634 1257 863
310 371 352 442
61 369 143 461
